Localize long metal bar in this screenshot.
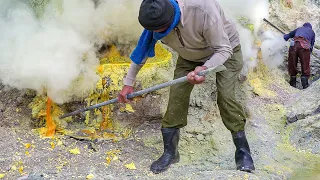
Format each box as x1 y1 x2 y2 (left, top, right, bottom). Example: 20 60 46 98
59 65 227 119
263 18 286 34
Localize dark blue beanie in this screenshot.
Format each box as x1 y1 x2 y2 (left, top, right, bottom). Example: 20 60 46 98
138 0 175 30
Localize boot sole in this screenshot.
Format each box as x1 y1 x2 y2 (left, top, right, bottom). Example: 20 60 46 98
151 158 180 174
238 166 255 173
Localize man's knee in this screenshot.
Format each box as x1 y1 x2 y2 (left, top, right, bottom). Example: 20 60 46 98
162 114 188 129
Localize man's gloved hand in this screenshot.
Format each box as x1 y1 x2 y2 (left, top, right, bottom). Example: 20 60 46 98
187 66 207 84
284 34 290 41
118 85 134 103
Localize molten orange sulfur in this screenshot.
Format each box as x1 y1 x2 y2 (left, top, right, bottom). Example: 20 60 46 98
45 97 56 137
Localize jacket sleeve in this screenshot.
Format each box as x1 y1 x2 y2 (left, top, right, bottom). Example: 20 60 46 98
123 58 147 86
310 33 315 52
203 13 232 68
284 29 297 41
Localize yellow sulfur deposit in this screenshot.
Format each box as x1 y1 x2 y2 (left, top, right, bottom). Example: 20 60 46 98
125 162 137 170
119 104 135 113
25 151 30 156
249 77 276 97
100 43 171 64
29 43 172 140
69 148 81 155
25 143 31 149
247 45 278 97
86 174 94 179
106 149 121 165
29 95 69 138
19 166 24 174
85 43 172 138
50 142 55 149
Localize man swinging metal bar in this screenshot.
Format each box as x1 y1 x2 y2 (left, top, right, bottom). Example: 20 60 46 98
118 0 255 174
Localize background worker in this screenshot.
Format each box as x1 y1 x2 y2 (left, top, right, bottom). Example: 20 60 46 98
284 22 315 89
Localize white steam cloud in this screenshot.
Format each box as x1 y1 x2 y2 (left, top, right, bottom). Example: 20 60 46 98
260 31 288 69
0 0 142 104
218 0 288 73
0 0 291 104
217 0 269 33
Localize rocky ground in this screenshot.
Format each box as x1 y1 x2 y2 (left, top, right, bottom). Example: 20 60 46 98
1 0 320 179
1 64 320 180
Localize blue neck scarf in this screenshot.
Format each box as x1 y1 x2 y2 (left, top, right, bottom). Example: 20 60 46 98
130 0 181 64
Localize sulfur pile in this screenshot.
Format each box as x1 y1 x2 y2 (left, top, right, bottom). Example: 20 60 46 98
28 43 173 140
0 0 175 139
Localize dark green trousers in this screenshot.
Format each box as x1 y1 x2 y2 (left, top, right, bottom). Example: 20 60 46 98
162 45 246 133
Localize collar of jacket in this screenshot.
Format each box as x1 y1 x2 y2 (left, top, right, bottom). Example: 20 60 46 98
176 0 185 27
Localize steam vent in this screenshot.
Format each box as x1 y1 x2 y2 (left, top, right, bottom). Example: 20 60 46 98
0 0 320 179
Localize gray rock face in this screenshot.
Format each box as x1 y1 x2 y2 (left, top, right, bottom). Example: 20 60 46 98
289 114 320 154
286 80 320 123
0 101 4 112
286 80 320 154
196 134 205 141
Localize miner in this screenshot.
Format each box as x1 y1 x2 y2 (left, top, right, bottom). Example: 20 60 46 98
118 0 255 173
284 22 315 89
